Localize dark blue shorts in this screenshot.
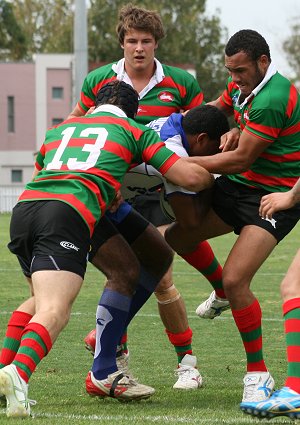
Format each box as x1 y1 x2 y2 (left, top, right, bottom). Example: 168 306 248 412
89 204 149 261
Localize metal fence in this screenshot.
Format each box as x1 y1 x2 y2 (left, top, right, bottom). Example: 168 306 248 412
0 186 24 213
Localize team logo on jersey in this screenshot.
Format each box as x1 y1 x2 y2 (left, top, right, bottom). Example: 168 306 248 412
243 111 250 121
137 107 147 113
60 241 79 251
158 91 174 102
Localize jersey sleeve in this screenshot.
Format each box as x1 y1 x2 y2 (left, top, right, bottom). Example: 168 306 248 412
163 136 195 195
164 135 189 157
78 74 96 114
218 78 237 112
35 145 45 170
181 72 204 110
139 128 181 174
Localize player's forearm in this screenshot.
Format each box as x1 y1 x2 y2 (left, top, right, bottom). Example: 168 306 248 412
187 150 249 175
291 178 300 205
164 159 214 192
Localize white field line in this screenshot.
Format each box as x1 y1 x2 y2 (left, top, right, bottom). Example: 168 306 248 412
0 409 291 424
0 311 284 322
0 267 286 277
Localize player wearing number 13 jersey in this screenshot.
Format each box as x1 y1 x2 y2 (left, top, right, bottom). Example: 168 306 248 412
3 81 214 416
18 85 207 237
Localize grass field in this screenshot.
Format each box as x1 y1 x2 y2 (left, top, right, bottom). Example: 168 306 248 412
0 212 299 424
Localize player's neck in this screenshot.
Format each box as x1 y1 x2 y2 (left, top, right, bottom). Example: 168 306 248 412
125 63 156 93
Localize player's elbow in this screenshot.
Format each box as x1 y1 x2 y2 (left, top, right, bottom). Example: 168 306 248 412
233 160 251 173
181 172 214 192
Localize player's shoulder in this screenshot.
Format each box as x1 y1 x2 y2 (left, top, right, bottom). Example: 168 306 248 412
127 117 160 140
86 62 117 81
255 72 294 109
161 63 196 81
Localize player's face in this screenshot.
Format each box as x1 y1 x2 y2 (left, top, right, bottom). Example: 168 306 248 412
122 30 158 74
188 134 219 157
225 51 268 96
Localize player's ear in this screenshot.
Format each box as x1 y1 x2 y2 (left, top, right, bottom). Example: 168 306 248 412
196 133 207 143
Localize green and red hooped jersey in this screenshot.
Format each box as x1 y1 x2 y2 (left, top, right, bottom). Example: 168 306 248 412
19 107 180 235
219 72 300 192
78 62 204 125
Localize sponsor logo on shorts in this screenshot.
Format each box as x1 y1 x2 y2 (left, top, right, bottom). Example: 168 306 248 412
60 241 80 251
261 217 277 228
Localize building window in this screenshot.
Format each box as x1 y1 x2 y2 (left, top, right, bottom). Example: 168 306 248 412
52 87 64 99
11 169 23 183
52 118 64 126
7 96 15 132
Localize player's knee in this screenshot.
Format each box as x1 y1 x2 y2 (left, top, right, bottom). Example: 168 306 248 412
222 269 241 293
41 306 71 335
280 275 299 302
105 256 140 295
155 284 181 305
119 260 140 287
153 239 174 274
154 269 173 291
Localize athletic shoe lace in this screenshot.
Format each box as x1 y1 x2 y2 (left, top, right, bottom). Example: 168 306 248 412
174 365 197 382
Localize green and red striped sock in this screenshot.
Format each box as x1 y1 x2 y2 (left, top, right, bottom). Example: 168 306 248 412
120 331 128 355
283 298 300 393
180 241 225 299
232 299 267 372
12 322 52 383
0 311 32 368
166 327 193 365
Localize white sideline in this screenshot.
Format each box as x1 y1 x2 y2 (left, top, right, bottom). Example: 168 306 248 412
0 409 290 423
0 267 286 277
0 310 284 322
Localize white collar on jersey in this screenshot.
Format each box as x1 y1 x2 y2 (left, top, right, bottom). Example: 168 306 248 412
112 58 165 98
92 104 127 118
237 62 277 108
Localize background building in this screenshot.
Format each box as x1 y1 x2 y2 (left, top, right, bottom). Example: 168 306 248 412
0 56 196 212
0 54 73 212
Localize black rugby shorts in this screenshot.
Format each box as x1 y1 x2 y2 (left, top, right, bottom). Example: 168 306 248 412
8 200 90 278
212 176 300 243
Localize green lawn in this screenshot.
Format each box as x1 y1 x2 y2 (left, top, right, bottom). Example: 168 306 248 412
0 213 299 424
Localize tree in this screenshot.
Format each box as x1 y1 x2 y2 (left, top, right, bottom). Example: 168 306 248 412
6 0 228 99
12 0 74 58
88 0 228 99
0 0 27 60
283 20 300 84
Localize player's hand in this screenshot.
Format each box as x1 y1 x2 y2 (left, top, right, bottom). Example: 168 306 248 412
219 128 240 152
259 191 294 219
108 190 124 213
86 106 96 115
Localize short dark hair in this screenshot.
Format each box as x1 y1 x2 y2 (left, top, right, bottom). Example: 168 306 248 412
182 105 230 140
225 29 271 62
95 80 139 119
116 3 165 44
